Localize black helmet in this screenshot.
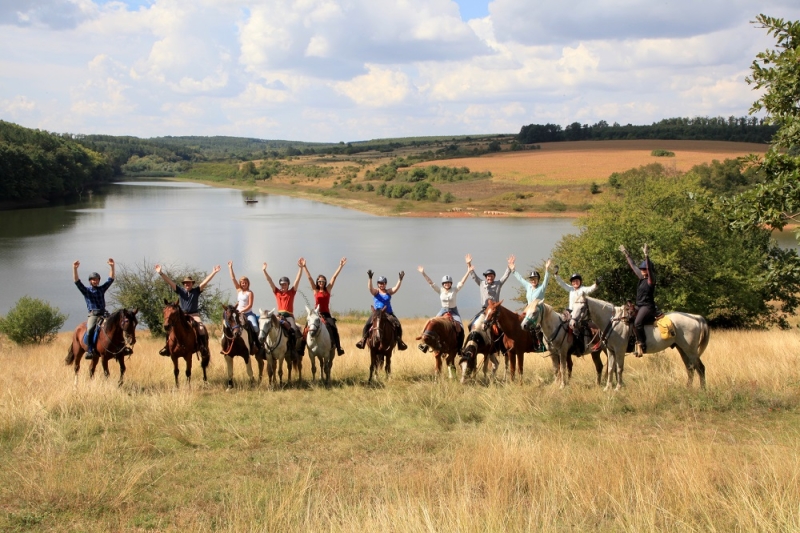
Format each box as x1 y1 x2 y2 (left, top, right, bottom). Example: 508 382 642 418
639 260 648 270
483 269 496 277
528 270 540 279
88 272 101 281
569 273 582 282
278 276 290 285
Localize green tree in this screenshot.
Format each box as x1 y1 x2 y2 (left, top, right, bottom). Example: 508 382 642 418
110 261 228 336
0 296 67 345
550 168 800 328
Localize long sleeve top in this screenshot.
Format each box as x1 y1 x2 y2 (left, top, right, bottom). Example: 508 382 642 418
469 267 511 306
513 270 550 304
427 279 465 309
554 275 597 309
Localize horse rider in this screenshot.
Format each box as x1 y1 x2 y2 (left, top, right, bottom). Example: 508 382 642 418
301 257 347 356
262 259 304 356
156 263 220 360
72 258 115 360
416 262 472 353
509 256 552 349
355 270 408 351
554 266 598 354
465 253 513 330
620 243 656 357
228 261 259 355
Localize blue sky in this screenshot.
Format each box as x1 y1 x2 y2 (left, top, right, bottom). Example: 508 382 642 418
1 0 799 141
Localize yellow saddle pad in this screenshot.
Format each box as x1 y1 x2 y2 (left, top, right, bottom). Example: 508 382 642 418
656 316 676 339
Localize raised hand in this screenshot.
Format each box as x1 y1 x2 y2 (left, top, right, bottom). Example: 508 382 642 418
155 264 162 274
107 258 115 266
618 244 628 255
545 259 552 271
212 265 221 274
465 253 472 265
73 260 80 269
508 254 516 270
367 269 373 279
417 265 424 273
340 257 347 266
554 265 559 275
298 257 306 267
262 262 267 271
399 271 405 280
642 243 649 257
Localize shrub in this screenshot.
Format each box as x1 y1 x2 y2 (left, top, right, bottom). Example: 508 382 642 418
0 296 67 345
542 200 567 212
651 149 675 157
110 261 228 336
590 182 601 194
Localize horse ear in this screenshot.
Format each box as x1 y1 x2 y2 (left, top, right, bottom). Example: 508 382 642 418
306 305 311 316
132 308 138 315
258 308 264 317
270 308 276 316
497 300 504 306
163 298 169 305
370 305 375 312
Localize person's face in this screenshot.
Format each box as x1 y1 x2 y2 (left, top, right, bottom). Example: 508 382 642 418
571 279 581 289
89 277 100 286
183 281 194 290
377 281 387 290
641 268 649 279
279 281 289 291
317 278 326 287
485 274 495 284
443 281 452 290
530 276 539 288
240 279 250 289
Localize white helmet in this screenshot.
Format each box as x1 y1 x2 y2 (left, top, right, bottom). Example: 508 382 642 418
441 275 453 284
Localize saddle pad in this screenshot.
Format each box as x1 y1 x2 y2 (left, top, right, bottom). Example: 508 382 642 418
656 316 676 339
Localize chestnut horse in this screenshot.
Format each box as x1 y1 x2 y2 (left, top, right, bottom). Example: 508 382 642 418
65 308 138 386
367 306 395 383
483 300 537 382
162 300 209 386
416 314 463 380
220 305 257 390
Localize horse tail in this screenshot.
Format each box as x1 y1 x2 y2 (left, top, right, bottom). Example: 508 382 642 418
65 345 75 365
696 316 710 357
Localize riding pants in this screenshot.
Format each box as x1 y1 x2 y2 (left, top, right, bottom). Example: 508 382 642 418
321 312 343 351
437 307 462 325
634 305 657 349
86 310 104 351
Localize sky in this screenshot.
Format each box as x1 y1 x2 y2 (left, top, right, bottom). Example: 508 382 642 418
1 0 799 142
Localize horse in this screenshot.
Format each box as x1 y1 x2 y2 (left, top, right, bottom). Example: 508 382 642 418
304 305 335 384
570 295 710 390
483 300 537 382
366 306 396 383
460 328 501 384
416 314 463 380
65 308 138 386
523 299 607 388
162 300 210 386
220 305 256 390
257 308 288 388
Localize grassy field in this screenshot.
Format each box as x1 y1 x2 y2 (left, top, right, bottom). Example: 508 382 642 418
2 321 800 532
188 139 770 217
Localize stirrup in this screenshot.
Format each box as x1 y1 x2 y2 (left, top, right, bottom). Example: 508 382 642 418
355 339 366 349
159 347 170 356
397 340 407 351
418 344 428 353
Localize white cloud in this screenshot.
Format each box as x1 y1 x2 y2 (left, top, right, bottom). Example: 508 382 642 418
334 65 412 107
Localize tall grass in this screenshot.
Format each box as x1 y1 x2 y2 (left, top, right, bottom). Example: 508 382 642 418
1 325 799 531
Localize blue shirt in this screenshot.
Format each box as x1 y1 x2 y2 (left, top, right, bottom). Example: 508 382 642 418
176 285 202 314
373 291 393 314
513 270 550 304
75 278 113 312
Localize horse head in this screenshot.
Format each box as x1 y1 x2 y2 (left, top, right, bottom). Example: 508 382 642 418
570 294 589 330
120 308 139 346
258 308 277 343
483 299 503 331
522 299 543 332
162 299 182 332
222 304 242 338
306 305 321 338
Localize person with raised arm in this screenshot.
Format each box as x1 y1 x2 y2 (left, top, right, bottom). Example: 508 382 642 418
73 258 115 360
262 259 304 356
301 257 347 356
155 263 221 359
354 270 407 351
509 257 552 304
417 262 472 326
553 265 598 354
465 253 512 330
228 261 259 354
620 243 657 357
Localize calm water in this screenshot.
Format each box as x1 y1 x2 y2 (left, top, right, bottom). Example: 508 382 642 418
0 182 578 328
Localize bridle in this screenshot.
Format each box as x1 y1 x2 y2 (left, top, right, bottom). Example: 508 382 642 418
259 313 284 355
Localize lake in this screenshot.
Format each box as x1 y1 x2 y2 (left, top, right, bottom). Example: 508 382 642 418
0 182 579 328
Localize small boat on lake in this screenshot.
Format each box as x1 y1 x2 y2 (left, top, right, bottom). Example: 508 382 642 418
245 198 258 204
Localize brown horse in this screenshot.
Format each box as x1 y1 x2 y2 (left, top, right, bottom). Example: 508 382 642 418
483 300 537 382
162 300 210 386
367 306 396 383
416 314 463 380
65 308 138 386
220 305 257 390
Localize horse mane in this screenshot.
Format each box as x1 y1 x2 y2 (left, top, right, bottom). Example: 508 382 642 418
104 309 123 332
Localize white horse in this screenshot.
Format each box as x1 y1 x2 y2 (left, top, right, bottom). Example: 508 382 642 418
257 308 288 388
304 305 334 384
523 299 608 388
570 295 710 391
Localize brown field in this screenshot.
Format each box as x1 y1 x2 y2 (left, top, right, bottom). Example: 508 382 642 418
415 140 769 186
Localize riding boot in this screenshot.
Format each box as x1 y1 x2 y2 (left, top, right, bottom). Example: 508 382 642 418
395 324 407 351
159 333 170 356
331 326 345 355
355 322 369 350
287 329 296 356
635 342 646 358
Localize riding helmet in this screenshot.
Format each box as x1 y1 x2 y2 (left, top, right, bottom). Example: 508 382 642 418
376 276 388 284
483 269 496 277
441 275 453 284
88 272 101 281
528 270 540 279
278 276 290 285
569 273 582 282
639 260 649 270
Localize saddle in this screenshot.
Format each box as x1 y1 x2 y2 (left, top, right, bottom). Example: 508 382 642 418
441 312 463 334
82 315 107 346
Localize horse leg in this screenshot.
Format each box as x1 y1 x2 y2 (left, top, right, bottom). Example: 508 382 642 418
185 355 193 386
89 358 100 380
435 353 442 378
245 356 255 386
172 356 180 387
118 357 126 387
310 351 318 382
369 353 375 383
675 346 701 389
591 350 604 386
101 356 111 379
615 352 626 390
385 354 391 379
508 351 517 382
518 353 524 382
225 355 235 390
256 355 264 385
200 351 209 382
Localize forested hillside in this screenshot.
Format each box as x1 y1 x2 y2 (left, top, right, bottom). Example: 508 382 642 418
0 121 113 204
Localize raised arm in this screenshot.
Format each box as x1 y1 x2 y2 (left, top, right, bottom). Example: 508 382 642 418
301 258 316 291
73 260 80 282
155 264 177 291
388 270 404 294
418 266 439 293
643 244 655 286
292 258 304 291
457 264 472 288
108 258 115 280
228 261 242 290
619 244 644 280
199 265 221 290
262 262 277 292
327 257 346 292
554 270 572 292
367 269 377 296
466 254 481 285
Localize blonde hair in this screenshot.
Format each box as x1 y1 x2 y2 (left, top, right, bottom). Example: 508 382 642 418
239 276 250 286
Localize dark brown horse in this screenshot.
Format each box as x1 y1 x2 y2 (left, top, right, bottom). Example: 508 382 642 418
483 300 537 382
65 308 138 386
220 305 257 390
416 315 463 380
367 306 396 383
162 300 209 386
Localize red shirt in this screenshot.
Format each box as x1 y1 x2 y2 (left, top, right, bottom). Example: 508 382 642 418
274 287 297 314
314 290 331 314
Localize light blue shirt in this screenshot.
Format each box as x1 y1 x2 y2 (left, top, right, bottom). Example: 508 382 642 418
513 270 550 304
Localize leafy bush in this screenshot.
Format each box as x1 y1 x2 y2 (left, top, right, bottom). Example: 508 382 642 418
0 296 67 345
110 261 228 336
542 200 567 212
590 182 601 194
651 149 675 157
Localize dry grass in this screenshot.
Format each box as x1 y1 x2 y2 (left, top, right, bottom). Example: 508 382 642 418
415 140 770 185
2 324 799 532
